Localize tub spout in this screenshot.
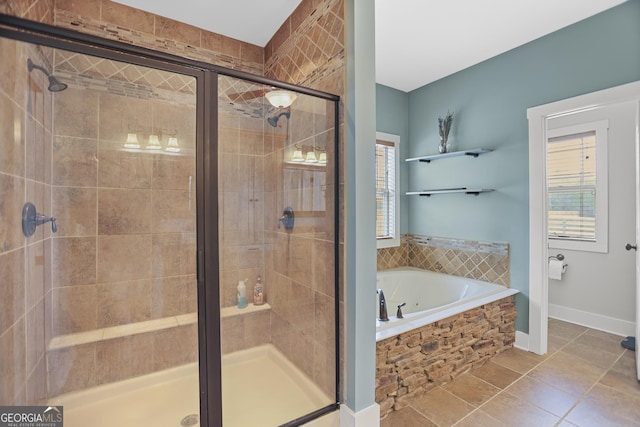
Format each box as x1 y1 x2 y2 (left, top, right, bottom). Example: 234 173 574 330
377 289 389 321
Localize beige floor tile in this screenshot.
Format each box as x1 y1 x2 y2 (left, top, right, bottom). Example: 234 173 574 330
470 361 521 389
454 409 506 427
560 337 623 371
380 406 436 427
411 388 475 427
506 375 579 417
565 383 640 427
491 348 543 374
548 319 588 341
548 334 571 353
481 391 561 427
599 350 640 399
529 351 606 396
443 372 501 406
582 328 625 349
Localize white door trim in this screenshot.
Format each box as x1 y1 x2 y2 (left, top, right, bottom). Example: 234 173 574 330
635 99 640 379
527 80 640 355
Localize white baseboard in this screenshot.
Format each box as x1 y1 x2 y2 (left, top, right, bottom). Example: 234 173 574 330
514 331 529 351
549 303 634 337
339 403 380 427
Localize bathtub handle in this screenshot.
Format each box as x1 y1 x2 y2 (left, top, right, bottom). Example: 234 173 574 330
396 302 406 319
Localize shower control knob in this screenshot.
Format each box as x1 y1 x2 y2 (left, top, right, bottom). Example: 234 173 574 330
625 243 637 251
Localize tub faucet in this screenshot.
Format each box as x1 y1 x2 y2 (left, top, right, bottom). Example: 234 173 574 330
377 289 389 321
396 302 406 319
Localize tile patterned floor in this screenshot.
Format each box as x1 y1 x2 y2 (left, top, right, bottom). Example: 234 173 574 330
381 319 640 427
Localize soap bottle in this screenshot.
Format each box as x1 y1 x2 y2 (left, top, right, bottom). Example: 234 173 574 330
253 275 265 305
237 279 247 309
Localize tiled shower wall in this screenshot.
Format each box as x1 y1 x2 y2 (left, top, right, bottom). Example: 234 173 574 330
44 64 198 396
264 0 345 397
217 85 273 354
0 31 54 405
377 234 510 287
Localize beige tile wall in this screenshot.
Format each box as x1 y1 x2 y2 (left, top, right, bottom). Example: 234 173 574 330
53 0 263 75
0 0 54 403
45 70 198 395
378 234 511 287
263 0 344 397
50 79 197 332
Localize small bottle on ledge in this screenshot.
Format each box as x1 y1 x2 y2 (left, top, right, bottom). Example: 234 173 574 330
253 275 265 305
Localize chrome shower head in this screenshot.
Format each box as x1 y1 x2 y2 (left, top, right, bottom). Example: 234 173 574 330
267 109 291 127
27 58 68 92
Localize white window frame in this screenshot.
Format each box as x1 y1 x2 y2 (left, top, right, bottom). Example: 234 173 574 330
547 120 609 253
376 132 400 249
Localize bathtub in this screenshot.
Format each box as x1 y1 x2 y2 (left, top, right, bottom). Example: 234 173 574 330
376 267 519 342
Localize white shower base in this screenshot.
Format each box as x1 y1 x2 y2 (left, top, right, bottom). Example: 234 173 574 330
223 344 333 426
49 344 332 427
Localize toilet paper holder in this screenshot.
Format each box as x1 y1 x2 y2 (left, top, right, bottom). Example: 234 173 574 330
548 253 565 261
548 253 568 271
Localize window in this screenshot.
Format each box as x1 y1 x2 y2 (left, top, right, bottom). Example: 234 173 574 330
547 120 608 253
376 132 400 248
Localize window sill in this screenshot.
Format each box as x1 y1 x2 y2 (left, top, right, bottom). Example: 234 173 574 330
549 238 607 254
377 237 400 249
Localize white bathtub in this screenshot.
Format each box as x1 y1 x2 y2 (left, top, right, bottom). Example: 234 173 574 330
376 267 518 342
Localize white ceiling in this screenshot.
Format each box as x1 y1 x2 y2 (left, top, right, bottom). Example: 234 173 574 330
375 0 626 92
112 0 303 47
113 0 626 93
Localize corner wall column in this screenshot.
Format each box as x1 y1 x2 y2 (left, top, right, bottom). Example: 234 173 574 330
344 0 379 423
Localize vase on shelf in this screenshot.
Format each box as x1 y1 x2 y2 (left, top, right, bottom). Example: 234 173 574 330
438 137 448 154
438 111 454 154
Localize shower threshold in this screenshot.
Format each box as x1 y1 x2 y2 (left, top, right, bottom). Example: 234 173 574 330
48 344 332 427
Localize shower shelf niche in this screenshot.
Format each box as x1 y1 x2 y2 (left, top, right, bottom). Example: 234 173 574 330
221 302 271 318
48 312 198 350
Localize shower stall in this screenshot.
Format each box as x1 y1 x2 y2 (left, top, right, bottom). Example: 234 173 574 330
0 15 339 427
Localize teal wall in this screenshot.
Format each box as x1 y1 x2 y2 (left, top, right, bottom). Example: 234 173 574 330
377 1 640 333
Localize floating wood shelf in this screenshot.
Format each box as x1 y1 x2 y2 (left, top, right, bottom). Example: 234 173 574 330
406 148 493 163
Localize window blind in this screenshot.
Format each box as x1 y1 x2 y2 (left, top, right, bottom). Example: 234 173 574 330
547 131 597 240
376 140 396 239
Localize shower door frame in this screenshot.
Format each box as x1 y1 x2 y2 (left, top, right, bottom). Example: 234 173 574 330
0 13 342 427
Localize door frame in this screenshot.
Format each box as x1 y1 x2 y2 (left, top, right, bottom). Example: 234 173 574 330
527 80 640 355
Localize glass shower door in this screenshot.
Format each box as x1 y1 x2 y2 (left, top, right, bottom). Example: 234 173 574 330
217 74 338 426
0 36 200 427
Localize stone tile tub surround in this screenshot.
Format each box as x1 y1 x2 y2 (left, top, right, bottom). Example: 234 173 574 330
376 235 514 418
376 297 517 419
377 234 510 287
